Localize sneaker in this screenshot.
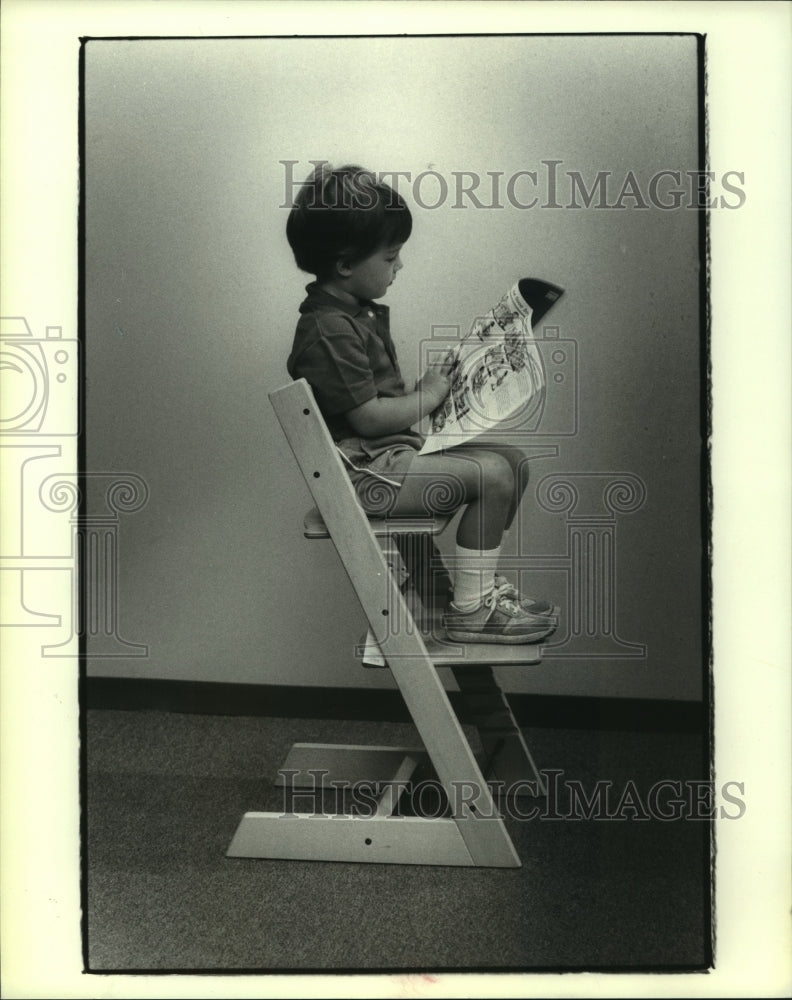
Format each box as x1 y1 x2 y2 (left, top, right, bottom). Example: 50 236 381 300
493 575 561 620
444 584 557 644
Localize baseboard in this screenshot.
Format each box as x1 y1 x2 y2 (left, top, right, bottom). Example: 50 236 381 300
83 676 706 733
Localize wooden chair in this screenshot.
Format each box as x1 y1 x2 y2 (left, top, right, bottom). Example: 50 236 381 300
227 378 547 867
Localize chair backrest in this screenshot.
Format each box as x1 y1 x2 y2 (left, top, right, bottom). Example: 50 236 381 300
269 379 409 639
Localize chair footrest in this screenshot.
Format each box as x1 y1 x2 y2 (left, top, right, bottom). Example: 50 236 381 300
358 626 543 668
276 742 428 787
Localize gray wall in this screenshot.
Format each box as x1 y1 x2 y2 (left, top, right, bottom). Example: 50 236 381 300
86 35 703 700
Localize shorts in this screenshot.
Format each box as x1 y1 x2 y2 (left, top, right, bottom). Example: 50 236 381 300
336 436 422 518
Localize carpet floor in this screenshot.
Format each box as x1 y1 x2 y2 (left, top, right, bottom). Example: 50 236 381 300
85 708 711 972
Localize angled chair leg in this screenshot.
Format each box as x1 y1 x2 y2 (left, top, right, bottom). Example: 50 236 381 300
453 666 547 797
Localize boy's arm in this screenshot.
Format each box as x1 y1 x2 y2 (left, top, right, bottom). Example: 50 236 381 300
346 367 450 437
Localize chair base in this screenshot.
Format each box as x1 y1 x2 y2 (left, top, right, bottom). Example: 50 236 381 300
227 813 518 867
227 737 542 866
228 742 521 867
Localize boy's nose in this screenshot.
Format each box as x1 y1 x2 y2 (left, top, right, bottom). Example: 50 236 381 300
394 255 403 271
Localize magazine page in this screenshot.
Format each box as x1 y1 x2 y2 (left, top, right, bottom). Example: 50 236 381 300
419 280 553 455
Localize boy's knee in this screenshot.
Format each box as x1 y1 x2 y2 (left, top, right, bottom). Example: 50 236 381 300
478 452 515 500
421 472 467 515
497 445 530 480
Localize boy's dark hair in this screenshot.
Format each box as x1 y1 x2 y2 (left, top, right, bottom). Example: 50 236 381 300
286 164 412 279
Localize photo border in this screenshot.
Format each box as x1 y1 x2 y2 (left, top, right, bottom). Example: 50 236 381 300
1 2 789 997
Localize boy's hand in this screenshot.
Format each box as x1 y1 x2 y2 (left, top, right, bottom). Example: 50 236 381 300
416 355 452 409
347 349 455 437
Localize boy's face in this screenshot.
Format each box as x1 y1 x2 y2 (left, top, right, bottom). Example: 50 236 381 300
340 243 404 301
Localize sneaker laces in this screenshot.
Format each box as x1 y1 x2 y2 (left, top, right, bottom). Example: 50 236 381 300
493 576 552 612
494 579 520 601
484 582 522 617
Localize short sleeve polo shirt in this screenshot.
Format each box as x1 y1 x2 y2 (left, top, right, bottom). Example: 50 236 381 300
287 283 414 442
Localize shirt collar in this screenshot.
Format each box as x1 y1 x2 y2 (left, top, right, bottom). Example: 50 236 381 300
299 281 386 319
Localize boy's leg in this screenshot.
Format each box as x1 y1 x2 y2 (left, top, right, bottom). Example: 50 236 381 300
388 449 515 550
388 449 512 612
449 442 559 619
387 450 555 643
448 442 530 531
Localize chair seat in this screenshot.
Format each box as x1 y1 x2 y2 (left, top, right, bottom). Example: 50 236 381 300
303 506 452 539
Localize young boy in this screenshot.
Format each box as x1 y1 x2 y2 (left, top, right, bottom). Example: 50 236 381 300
286 164 557 644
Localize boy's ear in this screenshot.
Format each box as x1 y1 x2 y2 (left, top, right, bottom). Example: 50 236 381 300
335 256 354 277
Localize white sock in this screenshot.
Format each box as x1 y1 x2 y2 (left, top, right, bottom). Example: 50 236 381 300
452 544 501 612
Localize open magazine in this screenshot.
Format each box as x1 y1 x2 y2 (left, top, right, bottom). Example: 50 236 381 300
419 278 564 454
